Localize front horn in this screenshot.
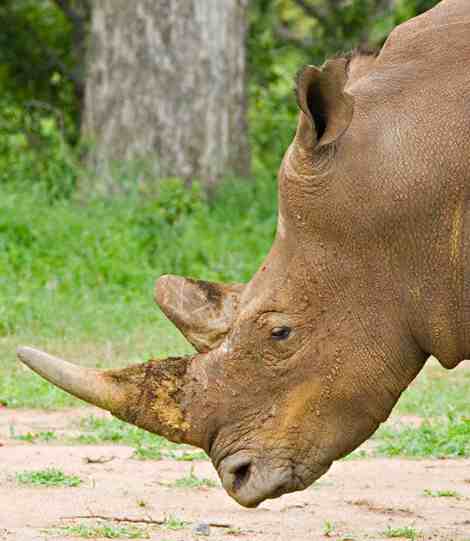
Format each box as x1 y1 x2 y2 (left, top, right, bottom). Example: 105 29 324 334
17 346 204 447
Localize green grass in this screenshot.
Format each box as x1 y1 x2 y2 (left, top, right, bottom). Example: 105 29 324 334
51 522 148 539
393 365 470 417
382 526 418 540
132 446 163 461
0 175 276 409
375 413 470 458
323 520 335 537
12 430 56 443
72 415 171 447
423 488 461 498
8 412 210 461
71 415 199 456
16 468 82 487
173 467 218 489
64 415 209 461
371 362 470 458
132 446 209 461
162 515 188 530
172 450 209 461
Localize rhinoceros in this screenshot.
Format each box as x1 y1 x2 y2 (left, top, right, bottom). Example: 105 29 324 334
17 0 470 508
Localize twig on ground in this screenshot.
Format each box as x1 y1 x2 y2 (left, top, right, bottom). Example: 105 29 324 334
82 455 116 464
60 514 233 528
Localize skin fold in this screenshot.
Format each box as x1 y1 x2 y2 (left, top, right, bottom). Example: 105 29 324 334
17 0 469 508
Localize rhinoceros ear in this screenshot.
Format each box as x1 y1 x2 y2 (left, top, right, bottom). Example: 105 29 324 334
295 58 354 149
155 275 244 353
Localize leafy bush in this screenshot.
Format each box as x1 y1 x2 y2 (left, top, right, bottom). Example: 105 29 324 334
0 96 78 199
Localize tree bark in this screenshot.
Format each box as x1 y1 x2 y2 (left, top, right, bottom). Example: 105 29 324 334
82 0 250 190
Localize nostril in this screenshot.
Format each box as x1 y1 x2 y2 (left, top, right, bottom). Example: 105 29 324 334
232 461 251 491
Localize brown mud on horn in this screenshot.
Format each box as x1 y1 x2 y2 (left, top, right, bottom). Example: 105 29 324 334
16 346 208 448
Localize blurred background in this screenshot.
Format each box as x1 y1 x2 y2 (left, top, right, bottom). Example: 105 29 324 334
1 0 440 402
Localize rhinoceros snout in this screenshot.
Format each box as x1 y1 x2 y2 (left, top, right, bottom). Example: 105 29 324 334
217 453 298 508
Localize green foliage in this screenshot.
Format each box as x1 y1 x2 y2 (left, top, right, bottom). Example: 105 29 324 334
133 446 208 462
0 0 442 179
423 488 461 498
247 0 441 168
1 367 84 409
13 430 56 443
173 467 218 489
132 446 163 461
174 450 209 462
73 415 175 448
393 370 470 418
162 516 188 530
0 1 85 203
0 172 277 409
16 468 82 487
0 173 275 340
67 415 209 461
0 96 79 199
373 366 470 458
376 413 470 457
383 526 418 540
323 520 335 537
52 522 149 539
247 3 304 170
0 170 275 410
0 0 82 147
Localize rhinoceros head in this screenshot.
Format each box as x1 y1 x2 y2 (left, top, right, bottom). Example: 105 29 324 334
19 57 439 507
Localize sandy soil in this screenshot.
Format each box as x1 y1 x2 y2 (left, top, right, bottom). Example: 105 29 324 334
0 408 469 541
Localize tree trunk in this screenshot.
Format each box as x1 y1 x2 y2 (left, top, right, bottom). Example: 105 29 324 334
82 0 250 191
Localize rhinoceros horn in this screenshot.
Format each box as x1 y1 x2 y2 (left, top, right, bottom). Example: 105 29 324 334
16 276 243 448
16 346 206 447
155 275 244 352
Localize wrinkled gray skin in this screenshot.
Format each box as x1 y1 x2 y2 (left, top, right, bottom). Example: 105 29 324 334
17 0 469 508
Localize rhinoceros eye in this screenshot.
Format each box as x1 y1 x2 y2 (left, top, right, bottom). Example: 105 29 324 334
271 326 291 341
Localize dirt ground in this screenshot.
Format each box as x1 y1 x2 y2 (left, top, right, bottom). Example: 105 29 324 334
0 409 469 541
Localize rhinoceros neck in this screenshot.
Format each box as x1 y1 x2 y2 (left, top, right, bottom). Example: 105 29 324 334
404 194 470 369
344 18 470 369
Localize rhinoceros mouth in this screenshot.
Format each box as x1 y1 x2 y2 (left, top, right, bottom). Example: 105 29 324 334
216 452 332 508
